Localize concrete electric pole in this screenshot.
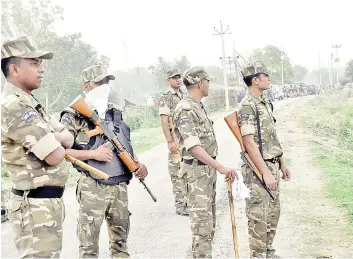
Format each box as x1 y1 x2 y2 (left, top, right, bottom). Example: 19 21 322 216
331 44 342 86
213 21 231 111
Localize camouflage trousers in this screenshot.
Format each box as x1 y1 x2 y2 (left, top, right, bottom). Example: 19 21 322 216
8 192 65 258
242 161 281 258
76 174 130 258
181 162 217 258
168 151 187 209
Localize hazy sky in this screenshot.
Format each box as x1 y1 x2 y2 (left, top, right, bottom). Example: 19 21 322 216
53 0 352 72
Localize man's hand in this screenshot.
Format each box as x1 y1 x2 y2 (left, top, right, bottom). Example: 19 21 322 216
263 173 277 191
168 142 178 154
218 166 238 183
281 165 291 181
93 143 113 162
134 162 148 179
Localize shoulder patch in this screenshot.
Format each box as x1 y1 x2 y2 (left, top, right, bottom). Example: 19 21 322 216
178 117 191 126
61 115 73 125
23 110 39 121
240 114 250 120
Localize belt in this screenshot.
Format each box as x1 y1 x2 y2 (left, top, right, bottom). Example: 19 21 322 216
12 186 65 199
182 157 216 166
264 156 281 164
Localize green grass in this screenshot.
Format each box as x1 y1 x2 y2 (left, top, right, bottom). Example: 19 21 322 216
301 90 353 223
131 127 165 155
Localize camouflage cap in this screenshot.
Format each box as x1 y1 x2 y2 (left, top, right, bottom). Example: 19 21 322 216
1 36 53 60
183 66 216 85
167 68 181 78
81 65 115 83
242 61 268 77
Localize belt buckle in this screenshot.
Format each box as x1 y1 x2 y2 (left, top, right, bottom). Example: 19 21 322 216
192 159 199 166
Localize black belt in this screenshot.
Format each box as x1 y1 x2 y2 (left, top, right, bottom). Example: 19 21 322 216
12 186 65 199
264 156 281 164
182 157 216 166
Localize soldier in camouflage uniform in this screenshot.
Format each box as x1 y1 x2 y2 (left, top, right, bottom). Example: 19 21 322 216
237 61 292 259
173 66 237 258
1 36 74 258
159 68 189 216
60 65 148 258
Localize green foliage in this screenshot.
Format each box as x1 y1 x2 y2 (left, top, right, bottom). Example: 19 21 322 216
293 65 308 82
1 1 109 113
344 59 353 82
123 106 160 131
250 45 294 84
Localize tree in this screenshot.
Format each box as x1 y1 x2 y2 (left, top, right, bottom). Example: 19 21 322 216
293 65 308 82
1 0 109 112
249 45 294 84
344 59 353 82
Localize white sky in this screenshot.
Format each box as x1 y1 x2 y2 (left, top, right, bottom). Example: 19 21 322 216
53 0 352 72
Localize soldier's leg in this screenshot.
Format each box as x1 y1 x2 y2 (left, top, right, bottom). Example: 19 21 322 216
210 169 217 240
106 182 130 258
186 164 215 258
168 151 188 214
9 194 65 258
76 175 106 258
243 165 270 258
265 162 281 258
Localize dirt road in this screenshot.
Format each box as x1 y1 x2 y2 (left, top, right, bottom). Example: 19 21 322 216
2 96 352 258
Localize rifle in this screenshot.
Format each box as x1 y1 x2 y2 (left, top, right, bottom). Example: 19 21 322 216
224 111 275 200
69 96 157 202
65 154 109 180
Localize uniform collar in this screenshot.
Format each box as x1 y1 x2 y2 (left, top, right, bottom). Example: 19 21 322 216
1 81 39 108
246 91 266 104
169 87 183 99
184 96 203 109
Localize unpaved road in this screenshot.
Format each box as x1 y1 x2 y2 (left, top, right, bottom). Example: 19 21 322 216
2 96 353 258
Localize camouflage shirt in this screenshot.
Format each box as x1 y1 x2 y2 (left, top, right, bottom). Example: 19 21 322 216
158 87 183 120
237 92 283 160
1 82 69 190
173 96 218 160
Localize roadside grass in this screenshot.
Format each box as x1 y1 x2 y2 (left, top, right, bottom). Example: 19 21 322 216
300 89 353 225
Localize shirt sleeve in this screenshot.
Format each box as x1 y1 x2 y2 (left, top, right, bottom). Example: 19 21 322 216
3 104 61 161
175 110 201 150
59 112 78 140
238 104 256 136
158 94 171 116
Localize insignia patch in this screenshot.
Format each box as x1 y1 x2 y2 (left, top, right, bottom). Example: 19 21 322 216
23 110 38 121
240 114 250 120
61 116 72 125
178 117 190 126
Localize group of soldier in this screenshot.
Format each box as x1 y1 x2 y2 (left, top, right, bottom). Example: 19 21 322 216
1 35 291 259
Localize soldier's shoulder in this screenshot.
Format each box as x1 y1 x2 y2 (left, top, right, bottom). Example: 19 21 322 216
175 99 192 112
238 96 256 113
1 93 29 113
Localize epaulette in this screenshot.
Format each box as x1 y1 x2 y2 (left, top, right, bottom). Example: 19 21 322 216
162 89 172 95
176 99 191 111
60 107 81 120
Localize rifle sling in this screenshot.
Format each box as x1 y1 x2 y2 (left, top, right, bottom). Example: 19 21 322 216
255 106 263 158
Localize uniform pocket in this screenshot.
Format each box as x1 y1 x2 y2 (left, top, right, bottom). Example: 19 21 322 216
77 216 96 246
9 198 31 236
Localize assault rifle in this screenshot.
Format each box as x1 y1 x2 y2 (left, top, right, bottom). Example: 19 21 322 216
69 96 157 202
224 111 275 200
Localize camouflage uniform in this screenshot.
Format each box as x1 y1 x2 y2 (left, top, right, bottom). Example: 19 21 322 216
60 65 130 258
173 67 218 258
1 36 69 258
238 62 283 258
159 68 188 214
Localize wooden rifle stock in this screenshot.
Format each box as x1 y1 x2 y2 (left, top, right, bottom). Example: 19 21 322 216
70 95 157 202
224 112 275 200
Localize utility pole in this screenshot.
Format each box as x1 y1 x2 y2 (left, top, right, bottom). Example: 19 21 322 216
213 21 231 111
330 52 333 87
233 41 241 86
332 44 341 86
